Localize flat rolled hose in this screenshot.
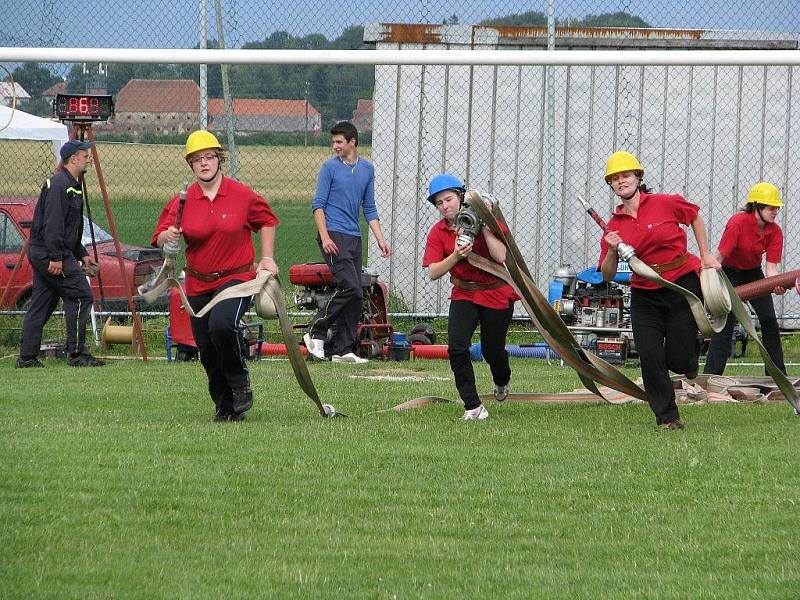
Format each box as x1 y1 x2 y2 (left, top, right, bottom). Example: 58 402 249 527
142 270 335 418
464 191 646 405
617 244 799 412
734 269 800 301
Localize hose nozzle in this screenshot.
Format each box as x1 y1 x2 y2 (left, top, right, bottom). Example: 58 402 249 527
617 242 636 262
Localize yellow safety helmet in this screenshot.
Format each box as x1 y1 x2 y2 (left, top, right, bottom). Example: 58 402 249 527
604 151 644 183
747 182 783 207
185 130 223 158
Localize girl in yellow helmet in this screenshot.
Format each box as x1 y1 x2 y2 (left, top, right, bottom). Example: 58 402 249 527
150 130 280 422
704 182 786 375
598 151 721 431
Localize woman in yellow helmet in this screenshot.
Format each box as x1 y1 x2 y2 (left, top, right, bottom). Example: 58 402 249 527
150 130 280 422
598 151 721 431
704 182 787 375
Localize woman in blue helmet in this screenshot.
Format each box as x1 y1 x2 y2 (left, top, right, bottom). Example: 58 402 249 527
421 173 519 420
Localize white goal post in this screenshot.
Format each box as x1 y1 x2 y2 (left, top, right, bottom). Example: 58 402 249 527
1 47 800 66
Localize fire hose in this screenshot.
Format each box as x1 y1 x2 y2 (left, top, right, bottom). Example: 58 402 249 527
463 191 648 405
736 269 800 301
142 270 340 418
574 195 798 413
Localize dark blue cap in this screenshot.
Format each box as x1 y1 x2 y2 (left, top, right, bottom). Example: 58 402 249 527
60 140 92 161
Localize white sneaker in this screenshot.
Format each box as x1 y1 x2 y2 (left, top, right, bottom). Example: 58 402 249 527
331 352 368 364
303 333 326 360
494 384 510 402
462 405 489 420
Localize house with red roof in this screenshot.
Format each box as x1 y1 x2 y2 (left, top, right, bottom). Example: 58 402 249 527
41 81 67 105
109 79 321 136
351 98 373 132
112 79 200 136
208 98 321 133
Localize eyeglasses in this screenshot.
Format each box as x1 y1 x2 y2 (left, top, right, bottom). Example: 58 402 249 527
189 153 219 165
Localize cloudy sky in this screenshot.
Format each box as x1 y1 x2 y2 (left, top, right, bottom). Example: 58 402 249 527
3 0 798 49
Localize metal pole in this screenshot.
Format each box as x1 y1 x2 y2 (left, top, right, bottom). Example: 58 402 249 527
84 126 148 360
199 0 208 130
304 80 309 147
544 0 557 285
213 0 239 179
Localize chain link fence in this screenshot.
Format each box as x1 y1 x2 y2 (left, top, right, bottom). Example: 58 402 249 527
2 1 799 324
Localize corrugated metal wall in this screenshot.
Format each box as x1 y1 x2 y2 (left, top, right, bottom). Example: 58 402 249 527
367 24 800 323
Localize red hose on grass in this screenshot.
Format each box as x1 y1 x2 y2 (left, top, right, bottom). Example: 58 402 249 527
409 344 449 359
259 342 450 359
261 343 308 357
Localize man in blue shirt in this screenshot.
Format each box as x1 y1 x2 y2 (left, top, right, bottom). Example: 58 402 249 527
304 122 390 363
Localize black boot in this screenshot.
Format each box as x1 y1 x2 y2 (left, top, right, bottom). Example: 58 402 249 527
232 386 253 414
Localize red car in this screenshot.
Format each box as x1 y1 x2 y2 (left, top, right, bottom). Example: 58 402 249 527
0 195 165 311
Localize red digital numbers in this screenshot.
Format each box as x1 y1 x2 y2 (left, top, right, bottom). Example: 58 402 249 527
67 96 100 115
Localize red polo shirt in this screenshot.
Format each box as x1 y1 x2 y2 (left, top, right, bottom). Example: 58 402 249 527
718 211 783 270
598 192 701 290
422 219 519 309
152 176 279 294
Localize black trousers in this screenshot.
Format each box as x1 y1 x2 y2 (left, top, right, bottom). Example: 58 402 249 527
187 280 251 415
631 272 702 425
448 299 513 410
703 266 785 375
309 231 364 357
20 246 94 358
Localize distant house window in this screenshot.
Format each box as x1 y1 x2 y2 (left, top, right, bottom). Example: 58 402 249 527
157 115 161 120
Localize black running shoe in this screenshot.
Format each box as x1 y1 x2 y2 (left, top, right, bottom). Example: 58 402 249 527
68 353 106 367
231 386 253 414
16 357 44 368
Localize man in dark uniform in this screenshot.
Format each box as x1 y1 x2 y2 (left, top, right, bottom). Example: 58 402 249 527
17 140 105 368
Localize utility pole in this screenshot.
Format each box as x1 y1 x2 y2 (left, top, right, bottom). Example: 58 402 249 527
304 80 309 147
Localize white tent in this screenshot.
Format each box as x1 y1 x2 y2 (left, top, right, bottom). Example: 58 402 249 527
0 104 68 159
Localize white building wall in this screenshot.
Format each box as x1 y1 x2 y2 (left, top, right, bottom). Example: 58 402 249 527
366 24 800 324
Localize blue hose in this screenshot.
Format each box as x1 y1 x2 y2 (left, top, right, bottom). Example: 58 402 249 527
469 342 559 361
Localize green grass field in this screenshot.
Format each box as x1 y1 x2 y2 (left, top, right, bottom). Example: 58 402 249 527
2 357 799 598
2 139 364 203
3 140 799 597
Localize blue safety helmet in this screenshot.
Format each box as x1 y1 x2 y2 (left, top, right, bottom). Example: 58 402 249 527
427 173 466 205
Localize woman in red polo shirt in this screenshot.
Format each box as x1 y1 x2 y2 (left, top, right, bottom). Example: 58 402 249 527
422 173 519 421
704 182 786 375
152 130 279 422
598 151 720 430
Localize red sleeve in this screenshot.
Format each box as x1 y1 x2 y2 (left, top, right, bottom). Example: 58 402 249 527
717 216 740 261
671 194 700 225
150 195 180 247
421 227 446 267
247 193 280 231
766 226 783 263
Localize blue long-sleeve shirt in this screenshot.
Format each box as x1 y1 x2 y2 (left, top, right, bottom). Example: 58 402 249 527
312 156 379 238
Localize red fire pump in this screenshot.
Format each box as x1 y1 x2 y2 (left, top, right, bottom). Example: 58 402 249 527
288 262 392 358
